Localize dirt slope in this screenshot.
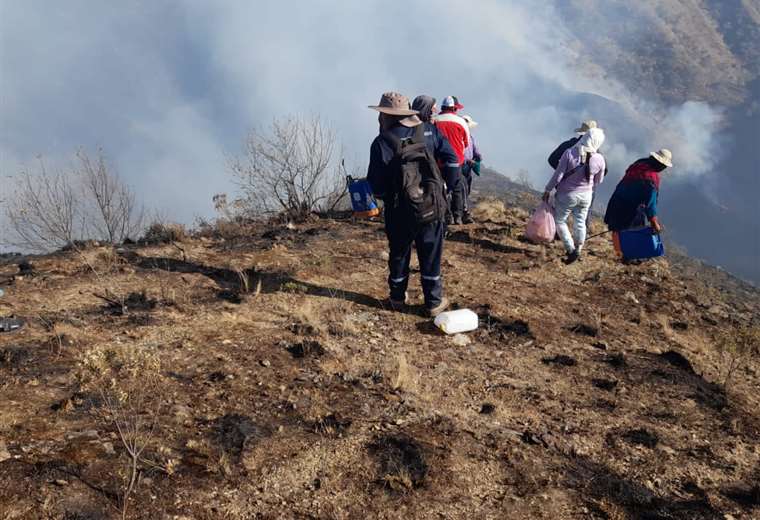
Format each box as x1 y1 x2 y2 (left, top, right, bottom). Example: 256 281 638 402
1 203 759 519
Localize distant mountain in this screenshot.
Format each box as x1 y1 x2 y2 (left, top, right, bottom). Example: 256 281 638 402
557 0 760 106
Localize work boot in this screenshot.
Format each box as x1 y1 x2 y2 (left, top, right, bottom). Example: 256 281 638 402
453 216 463 225
563 250 580 265
426 297 449 318
462 213 474 224
388 292 408 311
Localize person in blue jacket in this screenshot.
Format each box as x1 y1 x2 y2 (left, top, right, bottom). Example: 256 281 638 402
604 149 673 258
367 92 460 317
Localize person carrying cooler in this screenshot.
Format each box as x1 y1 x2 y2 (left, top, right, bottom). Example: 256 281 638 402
604 149 673 259
543 127 607 264
367 92 459 317
434 96 470 225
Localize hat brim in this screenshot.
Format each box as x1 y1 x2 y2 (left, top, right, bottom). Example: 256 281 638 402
368 105 419 116
454 103 464 110
574 126 588 133
650 152 673 168
399 115 422 128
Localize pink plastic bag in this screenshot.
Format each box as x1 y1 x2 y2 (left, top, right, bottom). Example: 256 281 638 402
525 201 556 243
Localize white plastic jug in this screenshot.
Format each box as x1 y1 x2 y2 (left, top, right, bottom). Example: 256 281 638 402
434 309 479 335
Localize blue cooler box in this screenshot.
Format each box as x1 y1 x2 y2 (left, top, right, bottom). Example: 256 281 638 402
347 177 380 218
619 227 665 260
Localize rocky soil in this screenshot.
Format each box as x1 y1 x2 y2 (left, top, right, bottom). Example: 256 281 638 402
1 201 759 519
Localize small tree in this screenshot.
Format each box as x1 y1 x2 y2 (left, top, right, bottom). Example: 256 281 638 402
4 149 143 251
78 149 143 244
229 115 344 221
5 158 82 250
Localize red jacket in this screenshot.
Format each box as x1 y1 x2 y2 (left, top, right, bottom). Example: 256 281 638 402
435 112 469 165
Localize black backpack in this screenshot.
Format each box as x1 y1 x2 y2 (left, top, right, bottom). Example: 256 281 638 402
382 125 448 225
548 136 581 169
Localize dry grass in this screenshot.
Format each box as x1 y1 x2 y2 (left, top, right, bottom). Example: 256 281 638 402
472 197 507 223
390 353 418 393
141 222 188 244
288 299 327 336
2 213 759 519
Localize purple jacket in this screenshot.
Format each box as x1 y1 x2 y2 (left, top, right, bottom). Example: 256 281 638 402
545 147 605 195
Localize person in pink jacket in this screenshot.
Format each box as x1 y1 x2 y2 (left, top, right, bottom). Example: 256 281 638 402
543 127 607 264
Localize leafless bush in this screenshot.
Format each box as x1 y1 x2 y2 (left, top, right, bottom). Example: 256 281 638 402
229 116 346 222
78 150 143 244
716 325 760 390
4 157 80 250
77 343 167 519
4 149 144 251
102 386 161 520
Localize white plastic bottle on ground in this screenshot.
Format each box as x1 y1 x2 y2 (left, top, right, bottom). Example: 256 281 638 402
434 309 479 335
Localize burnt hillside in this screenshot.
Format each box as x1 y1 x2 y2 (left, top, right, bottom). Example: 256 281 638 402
1 202 759 519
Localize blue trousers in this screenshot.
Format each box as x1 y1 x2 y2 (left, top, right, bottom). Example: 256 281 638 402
384 209 444 309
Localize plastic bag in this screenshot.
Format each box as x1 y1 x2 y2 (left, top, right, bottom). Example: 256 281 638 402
525 201 556 244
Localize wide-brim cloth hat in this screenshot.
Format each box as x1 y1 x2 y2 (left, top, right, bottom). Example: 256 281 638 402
368 92 422 127
461 114 478 128
574 119 598 133
650 149 673 167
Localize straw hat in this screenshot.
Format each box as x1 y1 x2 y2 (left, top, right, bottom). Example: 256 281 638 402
461 114 478 128
574 120 597 133
650 148 673 168
368 92 422 127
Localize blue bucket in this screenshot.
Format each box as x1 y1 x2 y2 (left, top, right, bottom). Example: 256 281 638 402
619 227 665 260
347 177 380 218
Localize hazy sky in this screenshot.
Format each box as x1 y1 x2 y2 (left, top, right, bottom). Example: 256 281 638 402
3 1 746 272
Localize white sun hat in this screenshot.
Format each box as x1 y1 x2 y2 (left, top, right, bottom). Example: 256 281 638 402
650 148 674 168
574 119 597 133
461 114 478 128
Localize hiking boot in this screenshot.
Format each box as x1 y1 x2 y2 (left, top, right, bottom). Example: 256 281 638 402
563 250 580 265
426 297 449 318
461 213 474 224
453 216 463 225
388 292 408 311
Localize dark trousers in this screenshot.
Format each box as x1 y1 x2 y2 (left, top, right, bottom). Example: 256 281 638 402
384 210 444 309
463 170 473 212
450 165 474 219
450 177 468 219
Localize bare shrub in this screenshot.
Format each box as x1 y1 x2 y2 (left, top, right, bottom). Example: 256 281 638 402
77 344 166 519
77 150 143 244
229 116 345 222
716 325 760 389
4 149 144 251
4 157 80 251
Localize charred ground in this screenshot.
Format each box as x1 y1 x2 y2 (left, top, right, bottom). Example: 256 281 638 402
0 197 758 519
